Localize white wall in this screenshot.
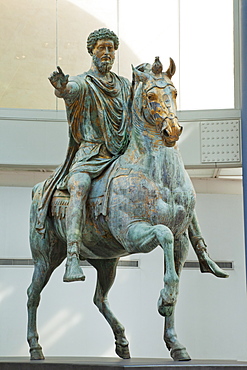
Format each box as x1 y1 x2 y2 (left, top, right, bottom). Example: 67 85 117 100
0 184 246 361
0 109 242 171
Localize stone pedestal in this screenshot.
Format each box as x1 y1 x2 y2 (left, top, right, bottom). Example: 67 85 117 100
0 357 247 370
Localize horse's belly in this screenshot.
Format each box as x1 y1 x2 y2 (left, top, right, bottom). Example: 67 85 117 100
108 174 196 238
53 213 129 259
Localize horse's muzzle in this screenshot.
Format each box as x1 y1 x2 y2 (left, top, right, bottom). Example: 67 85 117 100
161 117 183 146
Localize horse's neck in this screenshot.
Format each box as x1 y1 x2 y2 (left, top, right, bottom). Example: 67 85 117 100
131 110 163 153
122 116 185 188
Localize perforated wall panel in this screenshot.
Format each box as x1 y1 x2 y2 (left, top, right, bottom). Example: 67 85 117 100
201 120 240 163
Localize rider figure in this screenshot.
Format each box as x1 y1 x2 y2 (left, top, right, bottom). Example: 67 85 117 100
47 28 131 282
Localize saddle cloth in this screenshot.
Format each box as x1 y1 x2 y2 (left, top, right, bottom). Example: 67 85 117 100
50 160 131 220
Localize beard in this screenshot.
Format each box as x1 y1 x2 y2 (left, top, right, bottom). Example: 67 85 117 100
92 55 114 74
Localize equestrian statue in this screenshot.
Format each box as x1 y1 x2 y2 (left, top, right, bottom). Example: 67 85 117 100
27 28 228 362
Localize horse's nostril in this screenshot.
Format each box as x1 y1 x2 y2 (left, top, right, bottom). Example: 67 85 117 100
180 126 183 135
162 128 170 137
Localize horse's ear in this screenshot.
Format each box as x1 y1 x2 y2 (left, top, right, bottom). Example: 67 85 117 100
135 63 151 73
165 58 176 79
132 65 149 84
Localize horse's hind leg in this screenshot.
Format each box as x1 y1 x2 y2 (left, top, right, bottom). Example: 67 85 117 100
27 261 51 360
27 231 66 360
164 233 191 361
88 258 130 359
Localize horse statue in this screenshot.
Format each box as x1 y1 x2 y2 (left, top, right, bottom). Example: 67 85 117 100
27 57 228 362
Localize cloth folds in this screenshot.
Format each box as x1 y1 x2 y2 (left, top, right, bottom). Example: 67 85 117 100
36 71 131 236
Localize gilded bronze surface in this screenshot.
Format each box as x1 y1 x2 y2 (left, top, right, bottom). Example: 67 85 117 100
27 30 228 362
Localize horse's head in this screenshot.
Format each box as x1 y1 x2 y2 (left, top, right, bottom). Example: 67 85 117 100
132 58 183 147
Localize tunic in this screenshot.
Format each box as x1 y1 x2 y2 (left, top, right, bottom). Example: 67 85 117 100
36 71 131 235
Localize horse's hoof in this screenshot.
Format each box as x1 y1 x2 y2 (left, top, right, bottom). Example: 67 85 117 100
30 347 45 360
171 347 191 361
115 343 131 359
158 286 178 317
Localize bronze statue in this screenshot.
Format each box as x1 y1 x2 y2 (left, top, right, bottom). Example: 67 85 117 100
27 29 228 361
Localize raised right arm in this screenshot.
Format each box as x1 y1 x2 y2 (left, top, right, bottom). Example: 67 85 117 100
48 66 79 98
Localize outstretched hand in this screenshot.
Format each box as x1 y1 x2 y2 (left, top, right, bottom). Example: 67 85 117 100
48 66 69 90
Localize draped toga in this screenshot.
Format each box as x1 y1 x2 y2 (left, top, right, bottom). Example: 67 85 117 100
36 71 131 235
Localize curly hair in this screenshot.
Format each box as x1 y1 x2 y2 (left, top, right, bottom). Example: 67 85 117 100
87 28 119 55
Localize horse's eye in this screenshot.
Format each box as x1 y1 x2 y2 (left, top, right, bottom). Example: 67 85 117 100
148 94 155 101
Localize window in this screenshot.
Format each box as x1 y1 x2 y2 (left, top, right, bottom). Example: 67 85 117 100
0 0 236 112
179 0 234 110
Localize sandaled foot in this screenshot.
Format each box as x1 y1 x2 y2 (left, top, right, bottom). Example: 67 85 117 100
199 255 229 278
63 256 85 282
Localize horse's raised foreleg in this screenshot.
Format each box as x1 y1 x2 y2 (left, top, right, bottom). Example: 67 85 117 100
163 233 191 361
127 222 179 317
88 258 130 359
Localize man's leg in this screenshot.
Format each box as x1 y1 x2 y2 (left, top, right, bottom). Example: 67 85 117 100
63 172 91 282
188 212 229 278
